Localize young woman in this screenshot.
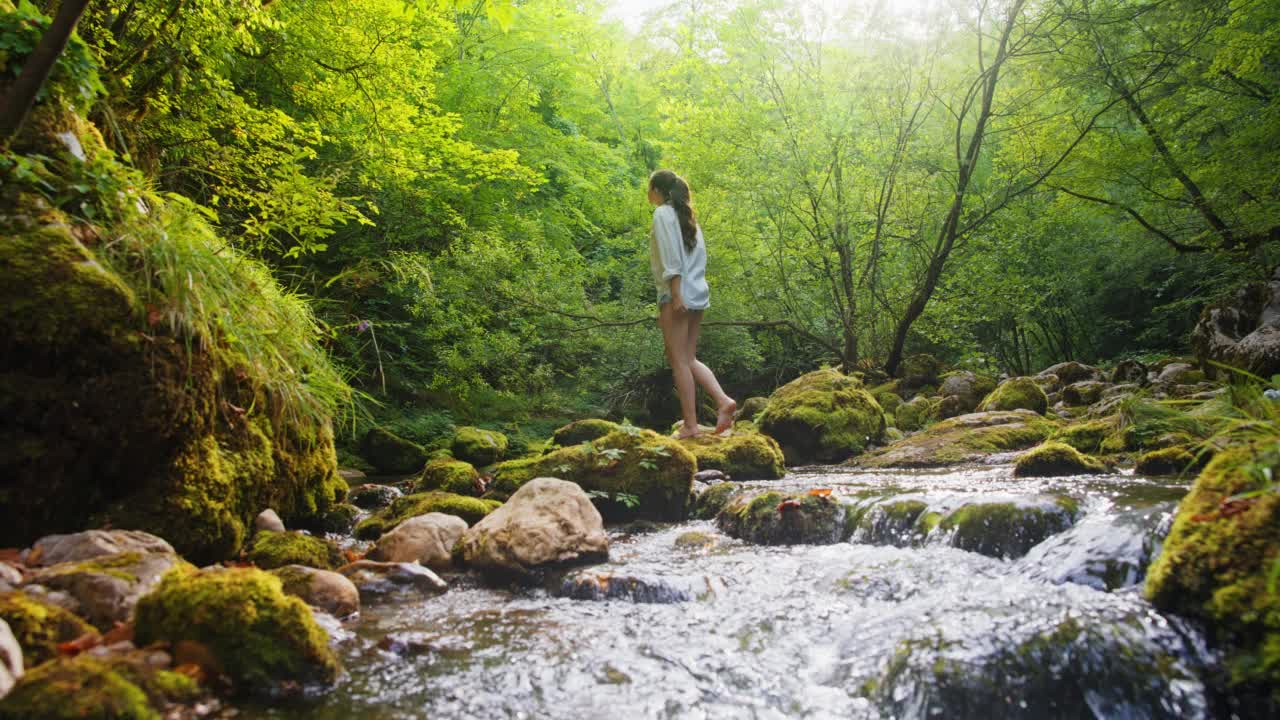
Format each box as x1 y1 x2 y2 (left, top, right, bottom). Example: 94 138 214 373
647 169 736 438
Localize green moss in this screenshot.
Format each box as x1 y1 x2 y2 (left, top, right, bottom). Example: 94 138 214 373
248 530 342 570
859 410 1057 468
1144 441 1280 697
977 377 1049 414
0 591 98 667
133 566 339 690
551 419 621 447
1134 446 1206 476
716 491 846 545
0 652 199 720
417 458 481 495
873 391 903 416
1013 441 1108 477
758 368 886 464
694 482 744 520
915 511 944 534
1049 419 1114 453
361 428 429 474
313 502 360 534
354 492 501 540
939 499 1078 559
678 431 786 480
489 429 696 521
450 426 509 466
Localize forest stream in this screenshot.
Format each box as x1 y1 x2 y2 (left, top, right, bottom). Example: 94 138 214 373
240 463 1213 720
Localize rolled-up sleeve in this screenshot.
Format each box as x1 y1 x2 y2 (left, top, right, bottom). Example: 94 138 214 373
653 206 684 281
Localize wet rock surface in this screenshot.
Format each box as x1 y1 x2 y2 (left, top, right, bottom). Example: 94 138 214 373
22 551 188 630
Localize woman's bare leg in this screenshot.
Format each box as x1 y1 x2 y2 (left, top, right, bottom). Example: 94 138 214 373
685 310 736 433
659 303 700 437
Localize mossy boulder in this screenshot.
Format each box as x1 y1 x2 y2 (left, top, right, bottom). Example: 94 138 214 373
693 482 744 520
311 502 361 535
734 397 769 422
1144 441 1280 699
939 497 1080 559
0 213 347 565
1049 419 1113 454
1013 442 1108 477
937 371 998 415
0 652 200 720
0 591 97 667
757 368 885 464
551 419 620 447
247 531 342 570
677 431 785 480
133 566 339 690
898 353 944 390
489 429 696 521
1134 446 1206 476
417 458 481 496
450 427 509 466
716 491 846 545
894 396 940 432
354 492 500 540
859 410 1057 468
360 428 429 474
977 377 1049 414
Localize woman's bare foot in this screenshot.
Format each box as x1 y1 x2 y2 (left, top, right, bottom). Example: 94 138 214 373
715 398 738 434
674 421 701 440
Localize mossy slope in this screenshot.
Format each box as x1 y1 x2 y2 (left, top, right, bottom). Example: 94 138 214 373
1144 441 1280 700
678 431 785 480
859 410 1056 468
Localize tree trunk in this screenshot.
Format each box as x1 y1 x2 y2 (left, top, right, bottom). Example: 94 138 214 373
885 0 1027 376
0 0 93 144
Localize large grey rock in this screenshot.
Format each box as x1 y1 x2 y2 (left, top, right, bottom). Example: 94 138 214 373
348 483 403 510
1062 380 1109 406
271 565 360 617
457 477 608 583
1192 267 1280 379
938 371 997 415
23 551 187 629
1037 361 1102 387
26 530 174 567
0 618 21 700
367 513 467 571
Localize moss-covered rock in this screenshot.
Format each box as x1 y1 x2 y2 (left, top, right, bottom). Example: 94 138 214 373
450 426 508 466
551 419 621 447
898 353 944 390
312 502 360 535
354 492 501 540
677 431 785 480
734 397 769 423
937 371 998 415
977 377 1049 414
894 396 941 432
1134 446 1206 476
25 551 191 631
1049 418 1113 454
0 652 200 720
360 428 429 474
417 458 481 496
757 368 885 464
872 390 903 417
1013 441 1108 477
1144 441 1280 699
940 497 1080 559
248 531 342 570
0 591 96 667
693 482 745 520
716 491 846 545
859 410 1057 468
489 429 696 521
133 566 339 690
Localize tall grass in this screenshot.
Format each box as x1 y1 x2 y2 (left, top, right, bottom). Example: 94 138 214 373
99 193 353 432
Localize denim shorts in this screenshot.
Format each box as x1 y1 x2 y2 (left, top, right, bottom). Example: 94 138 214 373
657 291 672 305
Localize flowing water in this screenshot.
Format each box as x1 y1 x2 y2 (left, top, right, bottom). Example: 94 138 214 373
240 464 1230 720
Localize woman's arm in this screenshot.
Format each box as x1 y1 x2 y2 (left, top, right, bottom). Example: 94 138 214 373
669 275 686 311
653 206 684 293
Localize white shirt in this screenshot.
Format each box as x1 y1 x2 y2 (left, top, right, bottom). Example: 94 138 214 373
649 204 710 310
